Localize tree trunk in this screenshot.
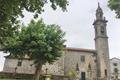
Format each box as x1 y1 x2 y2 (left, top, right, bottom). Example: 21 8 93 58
34 63 43 80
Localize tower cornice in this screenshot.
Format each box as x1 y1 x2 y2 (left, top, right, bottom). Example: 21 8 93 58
94 36 108 41
93 19 108 25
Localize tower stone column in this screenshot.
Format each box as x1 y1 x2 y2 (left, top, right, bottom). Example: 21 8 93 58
93 3 110 80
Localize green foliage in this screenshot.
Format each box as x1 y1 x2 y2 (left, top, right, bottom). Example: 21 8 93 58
108 0 120 18
67 69 77 77
0 0 68 21
0 0 68 44
2 19 65 65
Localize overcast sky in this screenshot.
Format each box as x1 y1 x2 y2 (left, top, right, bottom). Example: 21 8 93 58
0 0 120 71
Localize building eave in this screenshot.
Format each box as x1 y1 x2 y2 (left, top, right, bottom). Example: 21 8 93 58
110 57 120 60
65 47 96 53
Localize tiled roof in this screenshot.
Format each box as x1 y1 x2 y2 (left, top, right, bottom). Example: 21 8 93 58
65 47 96 53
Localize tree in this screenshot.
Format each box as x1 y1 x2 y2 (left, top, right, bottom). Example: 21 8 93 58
2 19 66 80
0 0 68 44
108 0 120 18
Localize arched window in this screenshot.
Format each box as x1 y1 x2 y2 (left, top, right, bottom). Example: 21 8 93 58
76 63 79 71
105 69 107 76
95 28 97 34
101 26 104 34
88 64 91 70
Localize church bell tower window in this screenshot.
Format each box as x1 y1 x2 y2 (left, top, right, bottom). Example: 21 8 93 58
95 28 97 34
101 26 104 34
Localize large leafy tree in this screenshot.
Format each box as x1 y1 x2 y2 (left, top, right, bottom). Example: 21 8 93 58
0 0 68 44
108 0 120 18
2 20 65 80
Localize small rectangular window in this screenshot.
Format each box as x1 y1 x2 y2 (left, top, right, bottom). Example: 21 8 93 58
81 56 85 62
105 69 107 76
17 61 22 66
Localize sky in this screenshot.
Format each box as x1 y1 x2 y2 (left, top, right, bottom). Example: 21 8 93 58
0 0 120 71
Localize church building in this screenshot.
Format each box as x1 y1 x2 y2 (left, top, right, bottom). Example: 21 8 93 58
1 4 110 80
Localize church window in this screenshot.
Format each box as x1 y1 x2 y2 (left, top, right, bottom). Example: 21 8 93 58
100 13 102 17
111 76 114 79
81 72 86 80
17 60 22 66
101 26 104 34
88 64 91 70
95 28 97 34
105 69 107 76
94 60 97 63
113 63 118 66
81 56 85 62
114 68 118 73
116 76 118 79
76 63 79 71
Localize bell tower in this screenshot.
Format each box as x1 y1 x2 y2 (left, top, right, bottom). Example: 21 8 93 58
93 3 110 80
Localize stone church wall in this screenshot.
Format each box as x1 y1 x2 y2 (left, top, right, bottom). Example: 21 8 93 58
3 58 35 74
64 49 97 80
3 55 65 75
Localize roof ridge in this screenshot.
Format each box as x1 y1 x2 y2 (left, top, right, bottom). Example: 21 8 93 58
65 47 96 53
